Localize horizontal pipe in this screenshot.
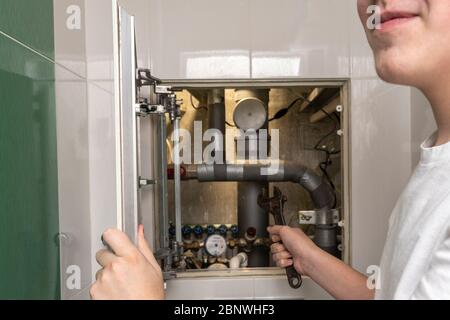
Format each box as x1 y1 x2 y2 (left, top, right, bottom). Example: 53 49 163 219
194 163 335 210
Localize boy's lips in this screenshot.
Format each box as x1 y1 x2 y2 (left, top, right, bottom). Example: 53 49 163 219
377 11 420 32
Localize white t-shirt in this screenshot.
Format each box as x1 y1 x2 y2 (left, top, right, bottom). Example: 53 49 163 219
375 133 450 300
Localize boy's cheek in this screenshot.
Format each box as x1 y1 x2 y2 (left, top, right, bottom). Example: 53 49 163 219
356 0 378 30
356 0 370 24
427 7 450 45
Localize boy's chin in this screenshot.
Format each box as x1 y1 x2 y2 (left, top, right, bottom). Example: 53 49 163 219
374 57 417 87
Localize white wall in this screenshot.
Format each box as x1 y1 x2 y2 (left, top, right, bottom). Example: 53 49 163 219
146 0 351 79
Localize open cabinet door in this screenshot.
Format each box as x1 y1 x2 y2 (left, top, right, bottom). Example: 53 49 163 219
55 0 139 300
116 6 139 245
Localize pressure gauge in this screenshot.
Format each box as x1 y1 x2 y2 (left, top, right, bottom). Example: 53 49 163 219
204 234 227 257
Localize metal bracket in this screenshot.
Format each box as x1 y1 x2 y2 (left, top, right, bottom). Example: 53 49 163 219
139 178 156 188
155 85 174 94
162 271 177 281
298 209 340 225
135 103 167 117
137 68 161 88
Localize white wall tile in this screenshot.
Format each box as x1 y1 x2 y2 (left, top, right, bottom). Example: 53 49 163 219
350 79 412 272
249 0 351 79
147 0 351 79
349 1 378 79
166 276 331 300
53 0 87 77
54 65 92 299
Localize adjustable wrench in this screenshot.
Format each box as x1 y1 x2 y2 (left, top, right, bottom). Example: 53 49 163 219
258 186 302 289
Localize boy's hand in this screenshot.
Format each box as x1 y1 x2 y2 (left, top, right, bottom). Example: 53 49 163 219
268 225 318 276
90 225 165 300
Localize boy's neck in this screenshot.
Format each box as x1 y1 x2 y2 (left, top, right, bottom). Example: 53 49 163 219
421 83 450 147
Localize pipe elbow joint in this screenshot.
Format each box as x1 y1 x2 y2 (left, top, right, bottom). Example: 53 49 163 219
289 166 335 210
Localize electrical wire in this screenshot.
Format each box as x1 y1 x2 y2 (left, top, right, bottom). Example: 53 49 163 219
319 153 336 190
313 108 341 207
313 109 340 152
333 111 341 124
268 96 309 122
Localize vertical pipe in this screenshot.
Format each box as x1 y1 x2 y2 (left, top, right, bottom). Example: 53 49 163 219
157 114 169 251
208 90 225 134
235 89 270 267
207 89 225 163
314 226 339 257
173 118 182 243
238 182 269 266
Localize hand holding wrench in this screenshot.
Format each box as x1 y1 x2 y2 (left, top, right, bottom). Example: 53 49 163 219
258 186 302 289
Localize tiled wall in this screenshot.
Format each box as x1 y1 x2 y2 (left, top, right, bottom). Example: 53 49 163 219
146 0 351 80
0 0 59 299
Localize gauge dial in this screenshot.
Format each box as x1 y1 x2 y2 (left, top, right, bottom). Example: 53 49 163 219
204 234 227 257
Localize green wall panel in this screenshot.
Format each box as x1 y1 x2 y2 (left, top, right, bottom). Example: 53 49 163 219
0 0 55 59
0 2 59 299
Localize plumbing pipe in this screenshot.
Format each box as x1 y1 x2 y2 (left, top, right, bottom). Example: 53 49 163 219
314 225 339 256
157 114 170 271
195 162 338 256
195 162 335 210
243 227 257 253
229 252 249 269
176 162 338 255
207 90 225 135
234 89 270 268
207 89 226 163
244 227 257 242
173 118 182 243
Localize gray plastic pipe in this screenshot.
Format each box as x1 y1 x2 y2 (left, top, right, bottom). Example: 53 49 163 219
195 163 335 210
195 162 338 256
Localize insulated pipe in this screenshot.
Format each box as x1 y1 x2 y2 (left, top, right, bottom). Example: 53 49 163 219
180 162 339 255
196 163 335 210
195 162 338 256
